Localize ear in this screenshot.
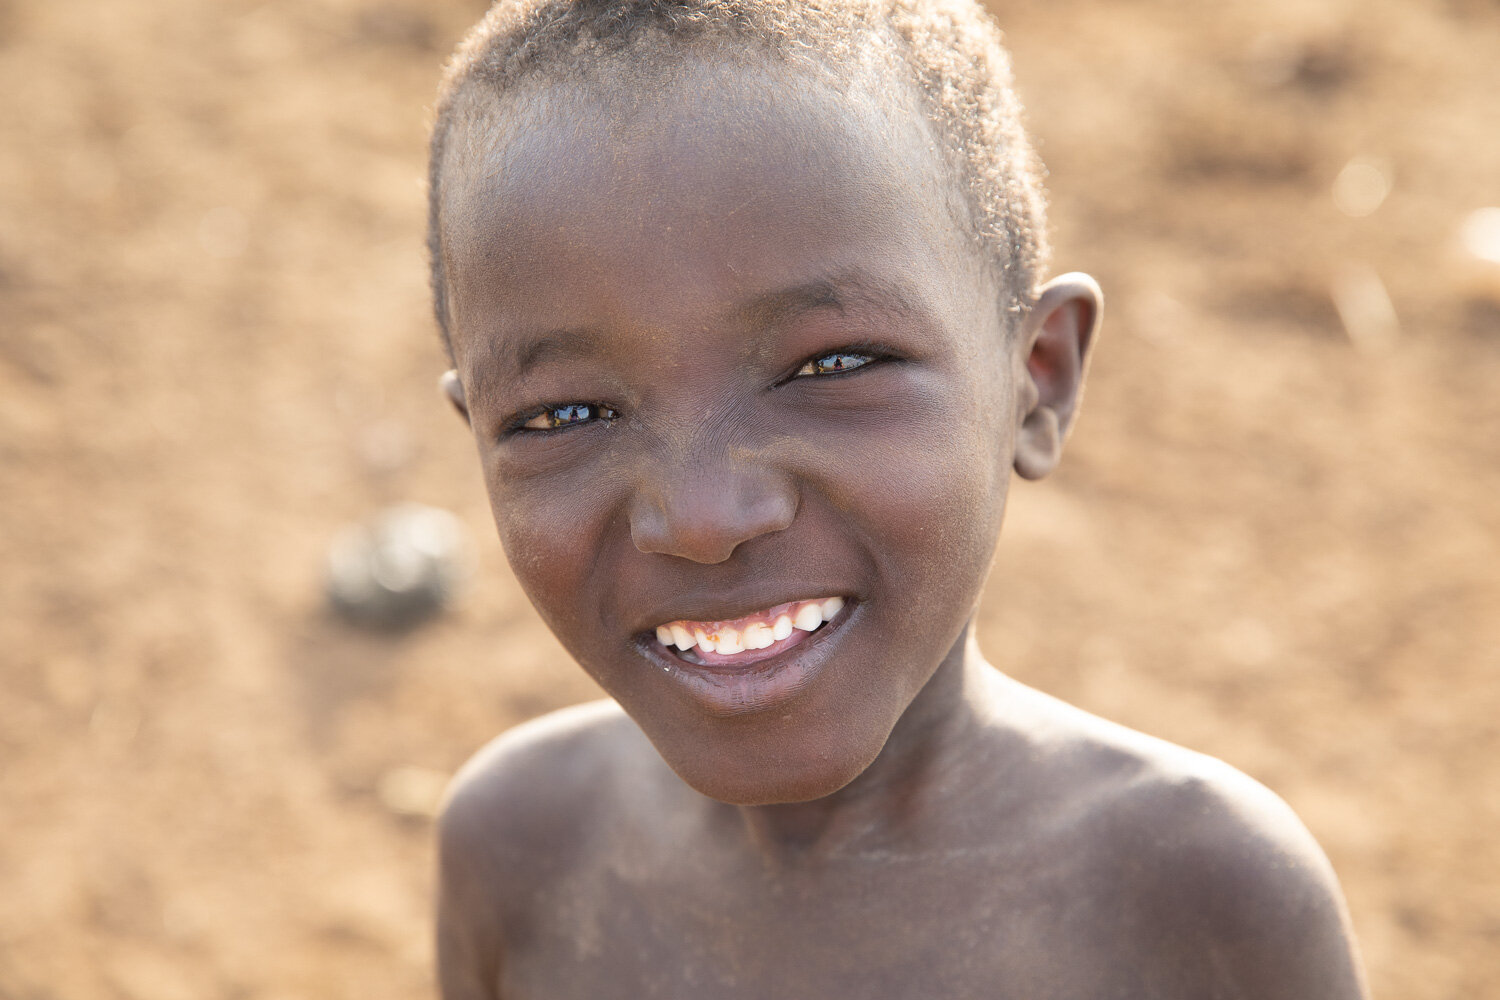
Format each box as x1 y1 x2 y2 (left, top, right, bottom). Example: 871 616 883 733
440 369 471 425
1013 273 1102 481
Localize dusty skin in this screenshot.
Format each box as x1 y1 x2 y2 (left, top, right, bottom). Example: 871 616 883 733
432 55 1368 999
5 1 1499 997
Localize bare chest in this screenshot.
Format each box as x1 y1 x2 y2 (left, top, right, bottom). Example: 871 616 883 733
494 844 1165 1000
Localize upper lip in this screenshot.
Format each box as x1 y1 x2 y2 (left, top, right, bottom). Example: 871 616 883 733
632 586 850 634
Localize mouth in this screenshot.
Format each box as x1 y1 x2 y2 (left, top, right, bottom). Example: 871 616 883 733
635 594 855 717
649 596 846 669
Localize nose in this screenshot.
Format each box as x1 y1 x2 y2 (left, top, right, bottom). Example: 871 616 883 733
628 453 798 564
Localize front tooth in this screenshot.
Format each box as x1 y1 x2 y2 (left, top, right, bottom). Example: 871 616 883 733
793 602 823 631
715 627 744 655
742 622 774 649
670 624 697 650
772 615 793 641
656 625 674 646
819 596 845 621
695 628 715 653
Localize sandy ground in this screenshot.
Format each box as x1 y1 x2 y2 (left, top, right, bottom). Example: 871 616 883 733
1 0 1497 996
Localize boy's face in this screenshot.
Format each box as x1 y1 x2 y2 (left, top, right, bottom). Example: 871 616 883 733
440 57 1037 804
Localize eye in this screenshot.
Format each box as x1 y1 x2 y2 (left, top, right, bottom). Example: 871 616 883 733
517 403 619 432
794 351 877 378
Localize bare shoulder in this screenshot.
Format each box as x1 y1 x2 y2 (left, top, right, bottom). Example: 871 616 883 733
438 698 661 879
1004 683 1371 998
434 699 662 1000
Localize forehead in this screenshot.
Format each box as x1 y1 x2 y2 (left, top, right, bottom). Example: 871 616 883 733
438 53 998 368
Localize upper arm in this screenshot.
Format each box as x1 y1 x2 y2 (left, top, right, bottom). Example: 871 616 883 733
435 772 507 1000
432 701 632 1000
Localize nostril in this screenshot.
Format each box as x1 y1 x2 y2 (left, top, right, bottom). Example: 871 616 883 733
628 474 797 563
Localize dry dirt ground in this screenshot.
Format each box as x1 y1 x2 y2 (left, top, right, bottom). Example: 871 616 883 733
2 0 1497 997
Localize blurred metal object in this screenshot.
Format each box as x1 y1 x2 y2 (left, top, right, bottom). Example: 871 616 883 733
326 504 475 629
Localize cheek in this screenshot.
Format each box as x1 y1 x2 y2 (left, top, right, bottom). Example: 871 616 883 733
819 376 1013 608
481 453 618 637
870 425 1007 617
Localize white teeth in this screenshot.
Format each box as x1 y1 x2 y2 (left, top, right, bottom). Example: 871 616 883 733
715 627 744 655
657 597 846 656
793 602 823 631
670 624 697 650
742 622 774 649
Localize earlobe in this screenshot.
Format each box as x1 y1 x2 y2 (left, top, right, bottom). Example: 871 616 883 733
440 369 471 426
1013 273 1102 481
1014 408 1061 481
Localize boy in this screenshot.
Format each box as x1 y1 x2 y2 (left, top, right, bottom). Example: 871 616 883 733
427 2 1370 996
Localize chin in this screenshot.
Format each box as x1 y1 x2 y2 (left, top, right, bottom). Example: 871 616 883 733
659 732 884 807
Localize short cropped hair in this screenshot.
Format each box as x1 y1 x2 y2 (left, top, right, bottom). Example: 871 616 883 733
428 0 1050 358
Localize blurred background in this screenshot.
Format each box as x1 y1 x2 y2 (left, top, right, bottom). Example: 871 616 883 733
1 0 1496 996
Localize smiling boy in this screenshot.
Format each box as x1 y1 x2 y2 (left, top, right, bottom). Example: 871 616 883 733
427 3 1370 998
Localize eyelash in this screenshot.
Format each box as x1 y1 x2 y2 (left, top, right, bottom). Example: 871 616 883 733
512 403 620 434
793 349 880 379
506 345 893 435
780 343 899 386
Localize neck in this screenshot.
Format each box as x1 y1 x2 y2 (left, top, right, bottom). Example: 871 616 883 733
730 628 998 861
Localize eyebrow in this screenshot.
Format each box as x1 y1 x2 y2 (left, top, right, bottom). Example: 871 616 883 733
512 328 601 376
732 272 919 331
470 325 606 388
474 271 921 386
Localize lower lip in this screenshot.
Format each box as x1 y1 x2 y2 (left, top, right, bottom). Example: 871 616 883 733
639 604 853 717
